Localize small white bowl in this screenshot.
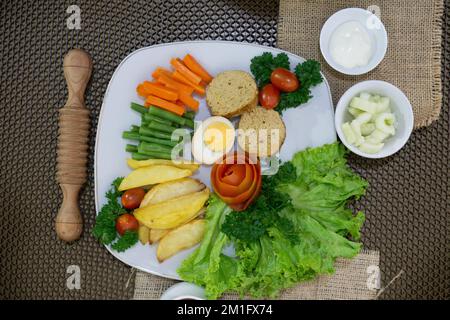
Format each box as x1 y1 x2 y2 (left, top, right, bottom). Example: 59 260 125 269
320 8 388 75
335 80 414 159
160 282 205 300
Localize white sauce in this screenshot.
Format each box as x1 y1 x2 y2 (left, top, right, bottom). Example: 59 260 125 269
329 21 373 69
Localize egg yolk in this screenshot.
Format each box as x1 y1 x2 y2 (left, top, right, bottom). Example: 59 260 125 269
203 122 233 152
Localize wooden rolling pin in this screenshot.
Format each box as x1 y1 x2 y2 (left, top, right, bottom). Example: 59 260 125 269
56 49 92 242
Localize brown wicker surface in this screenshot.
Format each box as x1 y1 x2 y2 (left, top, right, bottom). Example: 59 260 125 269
0 0 448 299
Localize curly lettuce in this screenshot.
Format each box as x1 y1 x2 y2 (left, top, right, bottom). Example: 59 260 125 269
178 143 367 299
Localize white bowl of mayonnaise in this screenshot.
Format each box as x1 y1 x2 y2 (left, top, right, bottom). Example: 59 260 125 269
320 8 387 75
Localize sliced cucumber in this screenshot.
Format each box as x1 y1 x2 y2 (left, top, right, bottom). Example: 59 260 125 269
350 97 378 114
359 141 384 154
354 112 372 124
342 122 356 144
375 112 396 135
348 107 363 117
369 94 381 103
360 92 371 101
350 120 365 146
366 128 390 144
375 96 390 113
361 123 376 136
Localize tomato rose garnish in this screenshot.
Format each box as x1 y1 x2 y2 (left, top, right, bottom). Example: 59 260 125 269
211 152 262 211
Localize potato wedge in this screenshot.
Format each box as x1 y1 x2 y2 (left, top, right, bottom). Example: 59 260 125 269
138 223 150 244
134 188 209 229
127 158 200 172
149 228 170 244
140 178 205 208
157 219 206 262
118 165 192 191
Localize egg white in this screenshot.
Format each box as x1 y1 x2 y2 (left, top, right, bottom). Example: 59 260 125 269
191 116 235 165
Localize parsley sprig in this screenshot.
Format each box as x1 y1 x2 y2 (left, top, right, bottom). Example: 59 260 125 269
92 177 138 251
221 162 298 243
250 53 323 113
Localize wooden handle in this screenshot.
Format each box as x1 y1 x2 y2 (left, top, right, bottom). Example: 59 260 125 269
56 49 92 242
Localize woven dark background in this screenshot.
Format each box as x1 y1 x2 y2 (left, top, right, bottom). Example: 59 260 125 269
0 0 448 299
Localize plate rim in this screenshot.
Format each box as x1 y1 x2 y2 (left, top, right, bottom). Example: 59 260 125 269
94 40 334 280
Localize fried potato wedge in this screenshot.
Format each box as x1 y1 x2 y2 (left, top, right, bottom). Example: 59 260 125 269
118 165 192 191
127 158 200 172
140 178 205 208
138 223 150 244
157 219 206 262
148 208 205 244
134 188 209 229
149 228 170 244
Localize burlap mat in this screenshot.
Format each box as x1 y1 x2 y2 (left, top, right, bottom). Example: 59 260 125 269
0 0 448 300
134 250 380 300
278 0 444 128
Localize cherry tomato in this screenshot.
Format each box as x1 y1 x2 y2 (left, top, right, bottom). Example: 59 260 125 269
270 68 299 92
115 213 139 236
259 84 280 109
121 187 145 210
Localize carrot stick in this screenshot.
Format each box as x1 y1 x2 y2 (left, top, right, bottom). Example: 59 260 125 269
136 83 149 97
142 82 178 101
172 71 205 95
145 95 185 116
156 73 194 96
151 67 172 79
182 54 213 83
170 58 202 85
178 92 199 111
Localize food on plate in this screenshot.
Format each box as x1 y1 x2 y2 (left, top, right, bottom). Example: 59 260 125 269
137 81 178 101
182 54 213 83
123 104 195 161
126 158 199 172
121 187 146 210
115 213 139 236
138 223 150 244
258 83 280 110
118 165 193 191
93 178 139 252
94 165 207 257
270 67 299 92
140 178 206 208
341 92 396 154
191 116 235 164
250 52 323 112
149 228 170 244
137 54 212 113
206 70 258 118
170 58 203 85
178 143 367 299
172 70 206 95
144 95 185 115
211 152 261 211
157 219 206 262
329 21 373 69
134 188 209 229
237 107 286 157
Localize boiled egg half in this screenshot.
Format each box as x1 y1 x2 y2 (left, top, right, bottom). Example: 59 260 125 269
191 116 235 165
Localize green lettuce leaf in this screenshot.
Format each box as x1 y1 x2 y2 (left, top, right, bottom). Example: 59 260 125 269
178 143 368 299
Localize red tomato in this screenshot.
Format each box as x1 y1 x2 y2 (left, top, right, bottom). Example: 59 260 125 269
121 187 145 210
270 68 299 92
115 213 139 236
259 84 280 109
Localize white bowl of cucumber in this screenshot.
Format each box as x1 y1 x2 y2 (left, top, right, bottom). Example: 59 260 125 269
335 80 414 158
